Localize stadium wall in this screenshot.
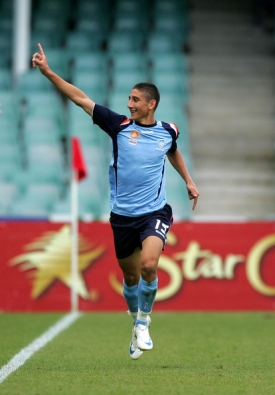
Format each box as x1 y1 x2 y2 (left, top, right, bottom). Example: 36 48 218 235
0 221 274 312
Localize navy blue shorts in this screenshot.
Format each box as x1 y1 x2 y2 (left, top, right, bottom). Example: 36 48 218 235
109 204 173 259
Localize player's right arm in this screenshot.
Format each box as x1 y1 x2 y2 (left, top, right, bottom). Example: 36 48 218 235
32 43 95 116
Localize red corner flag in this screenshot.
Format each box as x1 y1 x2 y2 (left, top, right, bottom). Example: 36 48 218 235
71 137 87 181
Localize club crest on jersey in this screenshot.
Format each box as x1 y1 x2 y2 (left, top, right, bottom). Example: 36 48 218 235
129 130 140 145
157 139 165 150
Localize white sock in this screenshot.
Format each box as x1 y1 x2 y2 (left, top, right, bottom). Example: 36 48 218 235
137 309 149 324
127 310 137 324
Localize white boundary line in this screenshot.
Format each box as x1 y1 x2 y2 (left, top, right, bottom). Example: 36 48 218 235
0 312 82 384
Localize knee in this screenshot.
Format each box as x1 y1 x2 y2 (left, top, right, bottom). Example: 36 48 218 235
123 273 139 286
141 259 157 282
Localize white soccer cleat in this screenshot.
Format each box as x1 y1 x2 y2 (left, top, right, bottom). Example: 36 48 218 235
135 316 153 351
129 327 144 360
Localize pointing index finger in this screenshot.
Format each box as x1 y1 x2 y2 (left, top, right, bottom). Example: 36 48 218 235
192 197 198 211
38 43 44 55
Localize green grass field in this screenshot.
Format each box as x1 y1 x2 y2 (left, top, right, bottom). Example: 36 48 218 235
0 312 274 395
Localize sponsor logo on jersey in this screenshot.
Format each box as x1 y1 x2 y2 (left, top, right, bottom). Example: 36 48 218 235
129 130 140 145
157 139 165 150
130 130 140 139
141 130 154 134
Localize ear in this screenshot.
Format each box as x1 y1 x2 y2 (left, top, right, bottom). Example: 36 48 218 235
149 99 157 110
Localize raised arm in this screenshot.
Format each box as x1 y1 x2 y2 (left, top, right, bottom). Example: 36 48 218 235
167 149 199 210
32 43 95 116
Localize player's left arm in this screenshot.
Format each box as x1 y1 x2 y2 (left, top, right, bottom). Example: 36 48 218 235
167 149 199 210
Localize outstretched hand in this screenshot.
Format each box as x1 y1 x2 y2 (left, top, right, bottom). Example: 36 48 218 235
32 43 49 75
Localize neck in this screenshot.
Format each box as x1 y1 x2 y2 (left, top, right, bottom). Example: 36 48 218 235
132 114 156 125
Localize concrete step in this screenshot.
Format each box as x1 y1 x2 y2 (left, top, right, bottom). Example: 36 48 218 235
190 27 273 46
190 74 275 97
191 44 274 58
192 0 251 13
188 96 274 116
189 113 275 135
193 202 275 221
194 165 275 184
188 1 275 219
190 55 275 75
191 23 265 36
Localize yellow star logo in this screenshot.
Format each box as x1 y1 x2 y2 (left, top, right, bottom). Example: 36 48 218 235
9 225 105 300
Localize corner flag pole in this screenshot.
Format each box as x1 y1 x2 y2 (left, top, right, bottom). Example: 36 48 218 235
71 137 87 312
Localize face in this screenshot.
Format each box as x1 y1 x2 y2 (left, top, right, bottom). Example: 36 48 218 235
127 89 156 124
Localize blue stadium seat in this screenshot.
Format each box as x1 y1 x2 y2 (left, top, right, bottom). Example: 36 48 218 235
107 31 145 54
75 14 110 43
26 143 64 170
0 181 19 215
22 92 66 136
41 48 70 81
35 0 73 18
23 117 63 145
0 144 21 167
0 116 19 144
114 0 148 15
73 52 108 74
0 68 12 90
66 31 104 57
107 91 129 115
147 32 183 55
110 52 148 75
17 69 55 95
111 70 149 94
153 0 190 14
149 53 189 75
10 183 60 218
152 72 189 100
71 71 109 103
75 0 110 18
165 161 192 221
113 15 148 37
23 90 64 112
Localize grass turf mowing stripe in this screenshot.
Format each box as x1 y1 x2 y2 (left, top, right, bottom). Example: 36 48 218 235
0 312 82 384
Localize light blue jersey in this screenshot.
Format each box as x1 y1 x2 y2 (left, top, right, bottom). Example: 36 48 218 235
93 104 179 217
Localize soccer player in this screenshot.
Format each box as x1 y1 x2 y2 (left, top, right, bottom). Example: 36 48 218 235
32 44 199 360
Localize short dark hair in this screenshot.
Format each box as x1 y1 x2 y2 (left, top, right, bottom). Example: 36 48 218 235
132 82 160 111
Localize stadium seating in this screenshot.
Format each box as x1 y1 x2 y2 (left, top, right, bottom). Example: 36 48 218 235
68 116 108 147
165 161 192 220
40 49 70 81
10 183 60 217
71 71 109 101
149 52 190 76
17 69 55 96
23 117 63 145
0 144 21 168
151 72 189 101
107 31 145 54
66 31 105 58
111 70 149 95
0 20 12 69
22 91 66 135
114 0 148 15
146 32 183 55
0 0 193 220
110 52 148 75
0 69 12 90
107 91 129 115
0 90 21 122
0 181 19 215
73 52 108 75
75 0 110 18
